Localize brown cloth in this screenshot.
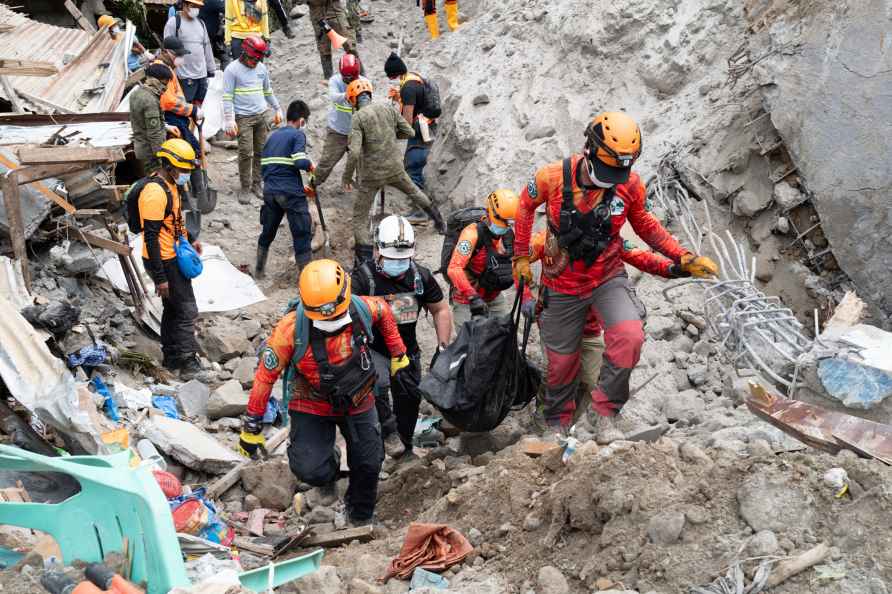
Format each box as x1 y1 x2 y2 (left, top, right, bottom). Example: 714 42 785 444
383 522 474 581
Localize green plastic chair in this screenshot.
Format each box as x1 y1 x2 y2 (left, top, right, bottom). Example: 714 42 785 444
238 549 324 592
0 444 190 594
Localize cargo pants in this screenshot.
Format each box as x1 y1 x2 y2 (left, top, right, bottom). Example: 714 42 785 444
538 274 646 428
314 128 349 187
236 112 268 191
450 292 510 334
309 0 356 60
352 171 433 245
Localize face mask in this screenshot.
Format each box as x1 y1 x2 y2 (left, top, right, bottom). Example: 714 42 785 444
585 157 617 189
380 258 411 278
174 56 185 67
313 312 352 333
488 222 510 236
176 172 191 186
186 7 200 18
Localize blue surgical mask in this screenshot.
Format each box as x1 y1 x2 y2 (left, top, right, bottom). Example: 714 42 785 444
380 258 411 277
488 222 510 236
176 172 191 186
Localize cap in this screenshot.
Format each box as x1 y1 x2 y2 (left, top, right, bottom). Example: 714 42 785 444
162 36 190 56
384 52 407 78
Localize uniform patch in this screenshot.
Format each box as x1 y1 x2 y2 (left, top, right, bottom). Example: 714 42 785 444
261 347 279 370
456 239 472 256
609 196 626 216
527 178 538 198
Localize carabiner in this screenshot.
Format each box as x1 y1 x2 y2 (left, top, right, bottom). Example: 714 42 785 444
360 347 371 371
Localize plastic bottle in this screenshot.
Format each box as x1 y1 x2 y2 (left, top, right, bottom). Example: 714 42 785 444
136 438 166 471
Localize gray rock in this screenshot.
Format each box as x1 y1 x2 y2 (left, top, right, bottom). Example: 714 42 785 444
233 356 258 389
737 474 816 532
524 125 557 141
662 389 705 423
242 319 263 339
677 311 707 331
647 316 677 340
137 415 241 473
244 494 261 512
687 364 709 387
748 529 779 557
240 458 299 510
647 512 686 545
207 379 249 419
773 181 807 211
201 325 251 363
467 527 483 546
288 565 341 594
176 379 210 418
673 335 695 353
685 324 701 338
692 340 714 357
673 369 692 391
537 565 569 594
776 216 790 234
733 189 772 218
305 506 335 524
680 442 713 466
472 94 491 106
523 512 542 531
289 3 308 18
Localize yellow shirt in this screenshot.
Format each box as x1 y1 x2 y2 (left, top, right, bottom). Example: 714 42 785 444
225 0 270 43
138 177 183 261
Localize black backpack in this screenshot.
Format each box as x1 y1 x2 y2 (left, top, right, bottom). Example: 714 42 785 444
124 176 174 234
406 72 442 119
438 207 487 280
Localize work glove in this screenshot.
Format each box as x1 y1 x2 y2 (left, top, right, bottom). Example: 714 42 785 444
469 296 488 318
521 298 536 322
512 255 533 284
224 118 238 137
668 263 690 279
273 109 283 126
192 106 204 123
390 353 410 376
680 253 719 279
238 414 266 459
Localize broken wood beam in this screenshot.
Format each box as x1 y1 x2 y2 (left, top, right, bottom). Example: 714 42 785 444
766 542 830 587
205 428 290 499
64 0 97 33
0 59 58 78
0 113 131 126
69 228 131 256
301 525 375 548
1 171 30 291
0 75 23 113
232 537 275 557
17 147 124 165
15 163 94 185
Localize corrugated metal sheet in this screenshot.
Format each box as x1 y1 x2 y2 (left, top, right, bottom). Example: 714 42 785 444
0 121 132 148
0 5 130 113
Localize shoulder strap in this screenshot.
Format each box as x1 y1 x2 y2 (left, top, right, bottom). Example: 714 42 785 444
176 13 181 37
361 262 376 297
290 301 310 364
561 157 574 208
410 261 424 296
350 295 374 338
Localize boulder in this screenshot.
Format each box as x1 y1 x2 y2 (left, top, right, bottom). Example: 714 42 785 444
138 415 241 473
662 390 705 423
233 356 259 389
240 458 299 510
737 474 816 532
201 325 251 363
207 379 249 420
537 566 569 594
176 379 210 418
732 189 772 218
773 181 807 211
647 511 686 545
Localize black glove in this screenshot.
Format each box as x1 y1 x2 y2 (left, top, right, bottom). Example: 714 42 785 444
469 296 488 317
238 414 266 459
668 263 692 279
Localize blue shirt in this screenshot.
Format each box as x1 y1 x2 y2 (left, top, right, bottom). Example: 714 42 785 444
261 126 312 196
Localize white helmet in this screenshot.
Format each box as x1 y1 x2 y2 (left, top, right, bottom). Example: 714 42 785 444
375 215 415 259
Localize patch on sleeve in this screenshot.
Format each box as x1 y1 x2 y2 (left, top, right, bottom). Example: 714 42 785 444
527 178 538 198
609 196 626 216
261 347 279 370
456 239 472 256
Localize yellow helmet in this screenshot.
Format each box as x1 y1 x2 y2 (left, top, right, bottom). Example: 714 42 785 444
156 138 198 170
299 259 351 320
485 189 519 228
584 111 642 185
97 15 117 29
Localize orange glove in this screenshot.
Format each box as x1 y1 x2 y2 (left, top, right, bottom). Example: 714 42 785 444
272 109 283 126
680 253 719 278
387 87 400 102
304 185 316 198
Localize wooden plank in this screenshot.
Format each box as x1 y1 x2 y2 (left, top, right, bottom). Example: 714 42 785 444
17 147 124 165
64 0 97 33
70 229 131 256
0 75 23 113
232 536 275 557
205 428 290 499
0 113 131 126
39 188 77 215
1 172 30 291
15 163 93 185
247 509 268 537
126 68 146 87
0 59 58 78
301 525 375 548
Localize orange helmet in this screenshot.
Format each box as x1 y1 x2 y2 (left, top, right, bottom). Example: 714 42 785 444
584 111 641 185
346 79 373 106
485 189 519 228
299 259 351 320
97 15 117 29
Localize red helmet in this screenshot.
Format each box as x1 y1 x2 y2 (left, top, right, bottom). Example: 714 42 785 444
242 35 270 60
339 54 361 80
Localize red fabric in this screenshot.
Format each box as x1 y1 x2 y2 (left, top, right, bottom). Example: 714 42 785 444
447 221 531 305
623 247 674 278
545 348 581 387
384 523 474 581
247 296 406 417
590 387 619 417
604 319 645 368
515 154 687 296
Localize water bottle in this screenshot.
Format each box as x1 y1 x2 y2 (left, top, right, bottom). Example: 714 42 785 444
137 439 166 471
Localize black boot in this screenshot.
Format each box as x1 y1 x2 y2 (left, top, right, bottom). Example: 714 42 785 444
425 205 446 235
353 243 373 271
321 55 333 80
255 245 269 279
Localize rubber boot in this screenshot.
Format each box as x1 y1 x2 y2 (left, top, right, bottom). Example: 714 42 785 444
445 2 459 31
321 54 333 80
255 245 269 279
424 14 440 40
353 243 374 271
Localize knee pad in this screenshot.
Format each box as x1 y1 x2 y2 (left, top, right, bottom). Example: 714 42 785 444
544 348 581 388
603 320 644 368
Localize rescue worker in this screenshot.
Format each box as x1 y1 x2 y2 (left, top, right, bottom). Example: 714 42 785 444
313 54 366 188
345 0 370 43
255 99 314 279
198 0 228 68
512 112 718 441
241 259 410 526
447 189 530 332
164 0 216 107
351 215 453 458
137 139 203 379
129 64 173 176
222 35 282 203
342 79 445 267
383 53 436 223
307 0 358 80
154 37 203 156
225 0 269 60
420 0 459 40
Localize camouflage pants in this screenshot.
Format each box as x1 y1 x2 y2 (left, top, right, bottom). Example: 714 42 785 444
346 0 361 36
352 171 432 245
309 2 356 59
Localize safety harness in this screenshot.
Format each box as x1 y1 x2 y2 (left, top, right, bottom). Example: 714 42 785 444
471 222 515 292
550 157 616 267
361 262 425 325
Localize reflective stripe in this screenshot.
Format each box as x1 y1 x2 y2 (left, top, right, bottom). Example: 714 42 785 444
334 103 353 113
263 90 273 96
261 157 295 165
234 86 264 95
291 152 307 160
222 93 234 100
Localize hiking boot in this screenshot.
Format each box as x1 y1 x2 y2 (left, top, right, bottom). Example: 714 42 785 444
237 188 252 205
179 356 204 381
404 210 429 224
348 514 375 528
255 246 269 279
321 55 333 80
282 24 295 39
592 414 624 445
251 181 263 199
383 432 406 459
316 481 339 507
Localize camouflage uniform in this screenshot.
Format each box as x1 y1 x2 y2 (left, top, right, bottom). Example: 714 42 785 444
342 102 433 245
129 78 168 175
307 0 357 77
345 0 361 41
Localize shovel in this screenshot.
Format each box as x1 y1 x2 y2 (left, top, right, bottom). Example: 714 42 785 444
193 124 218 214
310 179 332 257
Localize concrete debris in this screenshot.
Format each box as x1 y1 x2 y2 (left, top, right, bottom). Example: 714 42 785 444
647 511 686 545
207 379 249 419
177 379 211 418
737 473 816 532
536 565 569 594
662 390 705 423
232 356 258 389
49 240 98 276
240 458 298 511
201 324 252 363
773 181 808 211
138 414 242 473
732 189 772 218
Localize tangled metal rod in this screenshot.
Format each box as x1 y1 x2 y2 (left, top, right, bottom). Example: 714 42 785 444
649 156 814 392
